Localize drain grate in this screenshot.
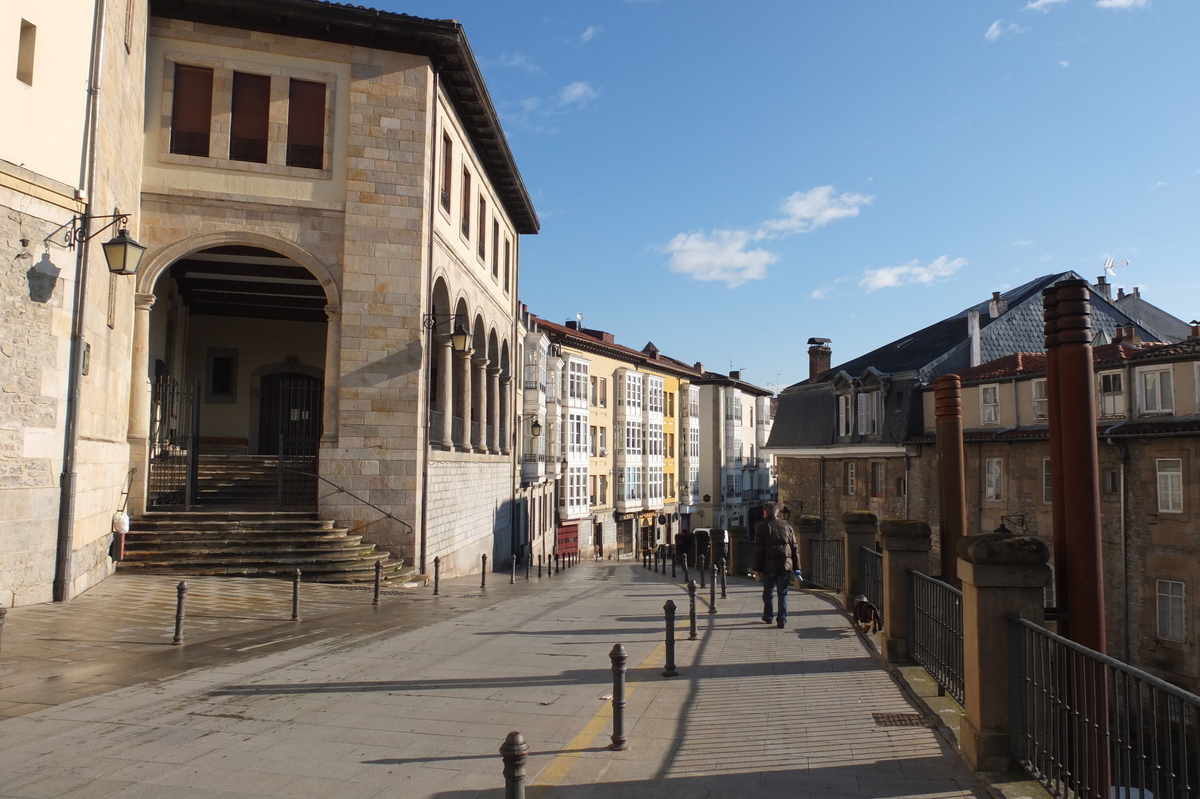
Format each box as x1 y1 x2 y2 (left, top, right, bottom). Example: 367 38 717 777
872 712 932 728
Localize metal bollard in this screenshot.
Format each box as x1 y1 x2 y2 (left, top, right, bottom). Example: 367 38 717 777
720 558 727 599
555 552 560 575
663 600 679 677
681 553 689 584
482 554 488 590
526 552 531 580
510 556 516 585
671 549 677 579
687 580 698 640
373 560 382 606
538 553 542 578
292 569 301 621
0 605 5 652
699 560 706 589
609 644 629 750
433 556 441 595
172 580 188 645
709 563 718 613
500 730 530 799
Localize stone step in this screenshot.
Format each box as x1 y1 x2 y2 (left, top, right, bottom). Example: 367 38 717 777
124 536 365 553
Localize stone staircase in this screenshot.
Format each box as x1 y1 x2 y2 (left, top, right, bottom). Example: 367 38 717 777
194 454 293 508
119 511 408 583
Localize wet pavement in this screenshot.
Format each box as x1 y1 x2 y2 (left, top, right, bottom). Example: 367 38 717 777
0 560 999 798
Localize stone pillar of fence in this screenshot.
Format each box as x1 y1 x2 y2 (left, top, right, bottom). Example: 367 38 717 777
879 519 931 663
958 532 1050 773
842 511 878 609
793 515 822 584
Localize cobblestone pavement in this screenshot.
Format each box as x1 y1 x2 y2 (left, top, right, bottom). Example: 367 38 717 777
0 561 990 798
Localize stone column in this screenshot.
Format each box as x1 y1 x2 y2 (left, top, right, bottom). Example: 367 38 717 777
793 515 823 582
487 365 501 453
436 335 453 450
321 305 341 446
842 510 878 608
472 355 489 452
934 374 966 589
958 533 1051 772
499 374 511 455
879 519 932 663
455 348 474 451
125 292 155 516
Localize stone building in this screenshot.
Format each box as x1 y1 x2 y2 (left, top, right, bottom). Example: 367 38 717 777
912 325 1200 691
2 0 540 605
1 0 147 605
765 272 1165 549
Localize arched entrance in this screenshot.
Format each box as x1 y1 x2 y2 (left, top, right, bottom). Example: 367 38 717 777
134 243 334 510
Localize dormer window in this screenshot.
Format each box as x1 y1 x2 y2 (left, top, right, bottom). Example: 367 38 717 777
1139 367 1173 414
857 390 882 435
1099 372 1125 417
1032 379 1048 421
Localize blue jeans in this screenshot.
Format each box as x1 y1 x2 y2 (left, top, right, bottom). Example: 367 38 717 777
761 571 790 624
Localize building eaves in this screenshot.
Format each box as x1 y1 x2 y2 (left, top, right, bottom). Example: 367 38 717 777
691 372 774 396
530 316 703 379
149 0 539 234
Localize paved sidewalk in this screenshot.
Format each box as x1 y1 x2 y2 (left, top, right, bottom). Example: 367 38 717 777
0 560 988 798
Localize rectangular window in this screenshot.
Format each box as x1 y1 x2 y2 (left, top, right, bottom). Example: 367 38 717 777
286 79 325 169
666 392 675 416
647 379 664 414
625 421 643 456
503 238 511 292
590 475 597 506
985 457 1004 502
981 384 1000 425
589 426 597 456
1102 469 1119 496
460 168 472 238
871 462 885 498
624 374 642 410
1157 458 1183 513
16 20 36 85
1157 580 1186 642
1099 372 1125 418
838 394 853 437
478 197 488 259
649 466 663 500
1141 368 1174 414
492 220 500 277
599 475 607 505
896 476 907 497
667 432 675 458
844 462 856 496
206 349 238 403
440 132 453 210
1032 379 1048 421
599 427 607 453
598 377 607 407
170 64 214 156
229 72 270 163
689 428 699 458
1043 458 1053 504
857 391 882 435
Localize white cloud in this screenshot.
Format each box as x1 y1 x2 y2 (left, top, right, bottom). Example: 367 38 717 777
1025 0 1068 11
1059 60 1070 67
985 20 1025 40
859 256 967 292
558 81 598 106
810 288 828 300
498 53 541 74
1097 0 1147 7
663 186 872 288
665 230 777 288
579 26 601 43
1151 180 1167 188
1011 239 1034 247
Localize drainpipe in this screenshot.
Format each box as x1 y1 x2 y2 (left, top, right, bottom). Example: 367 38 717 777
54 0 107 602
1042 287 1069 634
418 68 440 576
1118 449 1129 662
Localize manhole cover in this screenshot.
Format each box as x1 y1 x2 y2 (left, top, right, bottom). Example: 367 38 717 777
872 712 931 727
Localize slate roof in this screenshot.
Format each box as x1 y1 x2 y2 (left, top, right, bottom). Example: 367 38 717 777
766 272 1168 451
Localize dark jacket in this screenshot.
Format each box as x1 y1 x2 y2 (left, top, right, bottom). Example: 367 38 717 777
753 517 799 573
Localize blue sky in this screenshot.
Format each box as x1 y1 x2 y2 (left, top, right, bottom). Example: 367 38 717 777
385 0 1200 391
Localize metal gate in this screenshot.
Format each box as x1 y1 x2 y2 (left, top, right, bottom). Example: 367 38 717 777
147 378 200 508
276 379 321 508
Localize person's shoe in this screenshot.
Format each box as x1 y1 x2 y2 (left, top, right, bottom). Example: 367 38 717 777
761 616 772 624
776 620 785 628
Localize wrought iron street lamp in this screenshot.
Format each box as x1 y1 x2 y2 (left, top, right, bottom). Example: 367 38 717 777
55 213 146 276
530 418 543 437
779 506 792 521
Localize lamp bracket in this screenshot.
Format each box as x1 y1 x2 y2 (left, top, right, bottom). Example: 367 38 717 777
47 213 131 251
999 515 1026 531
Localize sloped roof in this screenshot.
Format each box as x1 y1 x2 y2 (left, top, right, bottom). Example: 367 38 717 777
150 0 539 234
531 317 703 379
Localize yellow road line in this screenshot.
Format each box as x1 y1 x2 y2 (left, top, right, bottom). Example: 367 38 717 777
534 639 669 786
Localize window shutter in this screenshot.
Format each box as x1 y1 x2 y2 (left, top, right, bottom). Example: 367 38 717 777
287 79 325 168
230 72 271 163
170 64 213 156
857 393 867 435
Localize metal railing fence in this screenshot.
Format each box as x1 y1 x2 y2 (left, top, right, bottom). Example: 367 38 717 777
910 570 964 704
809 539 844 592
1012 616 1200 799
862 547 883 609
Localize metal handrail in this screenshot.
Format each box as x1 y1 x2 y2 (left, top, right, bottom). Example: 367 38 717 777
809 538 845 592
280 466 413 534
861 547 883 609
910 570 964 704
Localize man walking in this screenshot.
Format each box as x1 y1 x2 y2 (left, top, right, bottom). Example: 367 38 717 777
752 501 800 628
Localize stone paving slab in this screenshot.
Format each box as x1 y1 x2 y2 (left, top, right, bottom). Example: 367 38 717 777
0 560 996 798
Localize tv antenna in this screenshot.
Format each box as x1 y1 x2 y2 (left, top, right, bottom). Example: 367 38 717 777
1103 258 1129 277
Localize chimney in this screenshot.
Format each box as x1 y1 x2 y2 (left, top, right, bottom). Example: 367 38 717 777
1094 276 1112 301
806 337 832 381
565 320 578 330
1133 286 1141 299
1189 320 1200 341
729 370 740 380
694 362 704 374
1124 326 1142 346
988 291 1008 318
1116 287 1126 300
967 310 981 367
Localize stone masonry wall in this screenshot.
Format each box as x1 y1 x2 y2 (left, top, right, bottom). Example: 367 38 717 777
426 456 513 578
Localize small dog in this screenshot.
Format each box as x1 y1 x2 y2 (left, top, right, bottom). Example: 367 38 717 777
852 595 884 634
